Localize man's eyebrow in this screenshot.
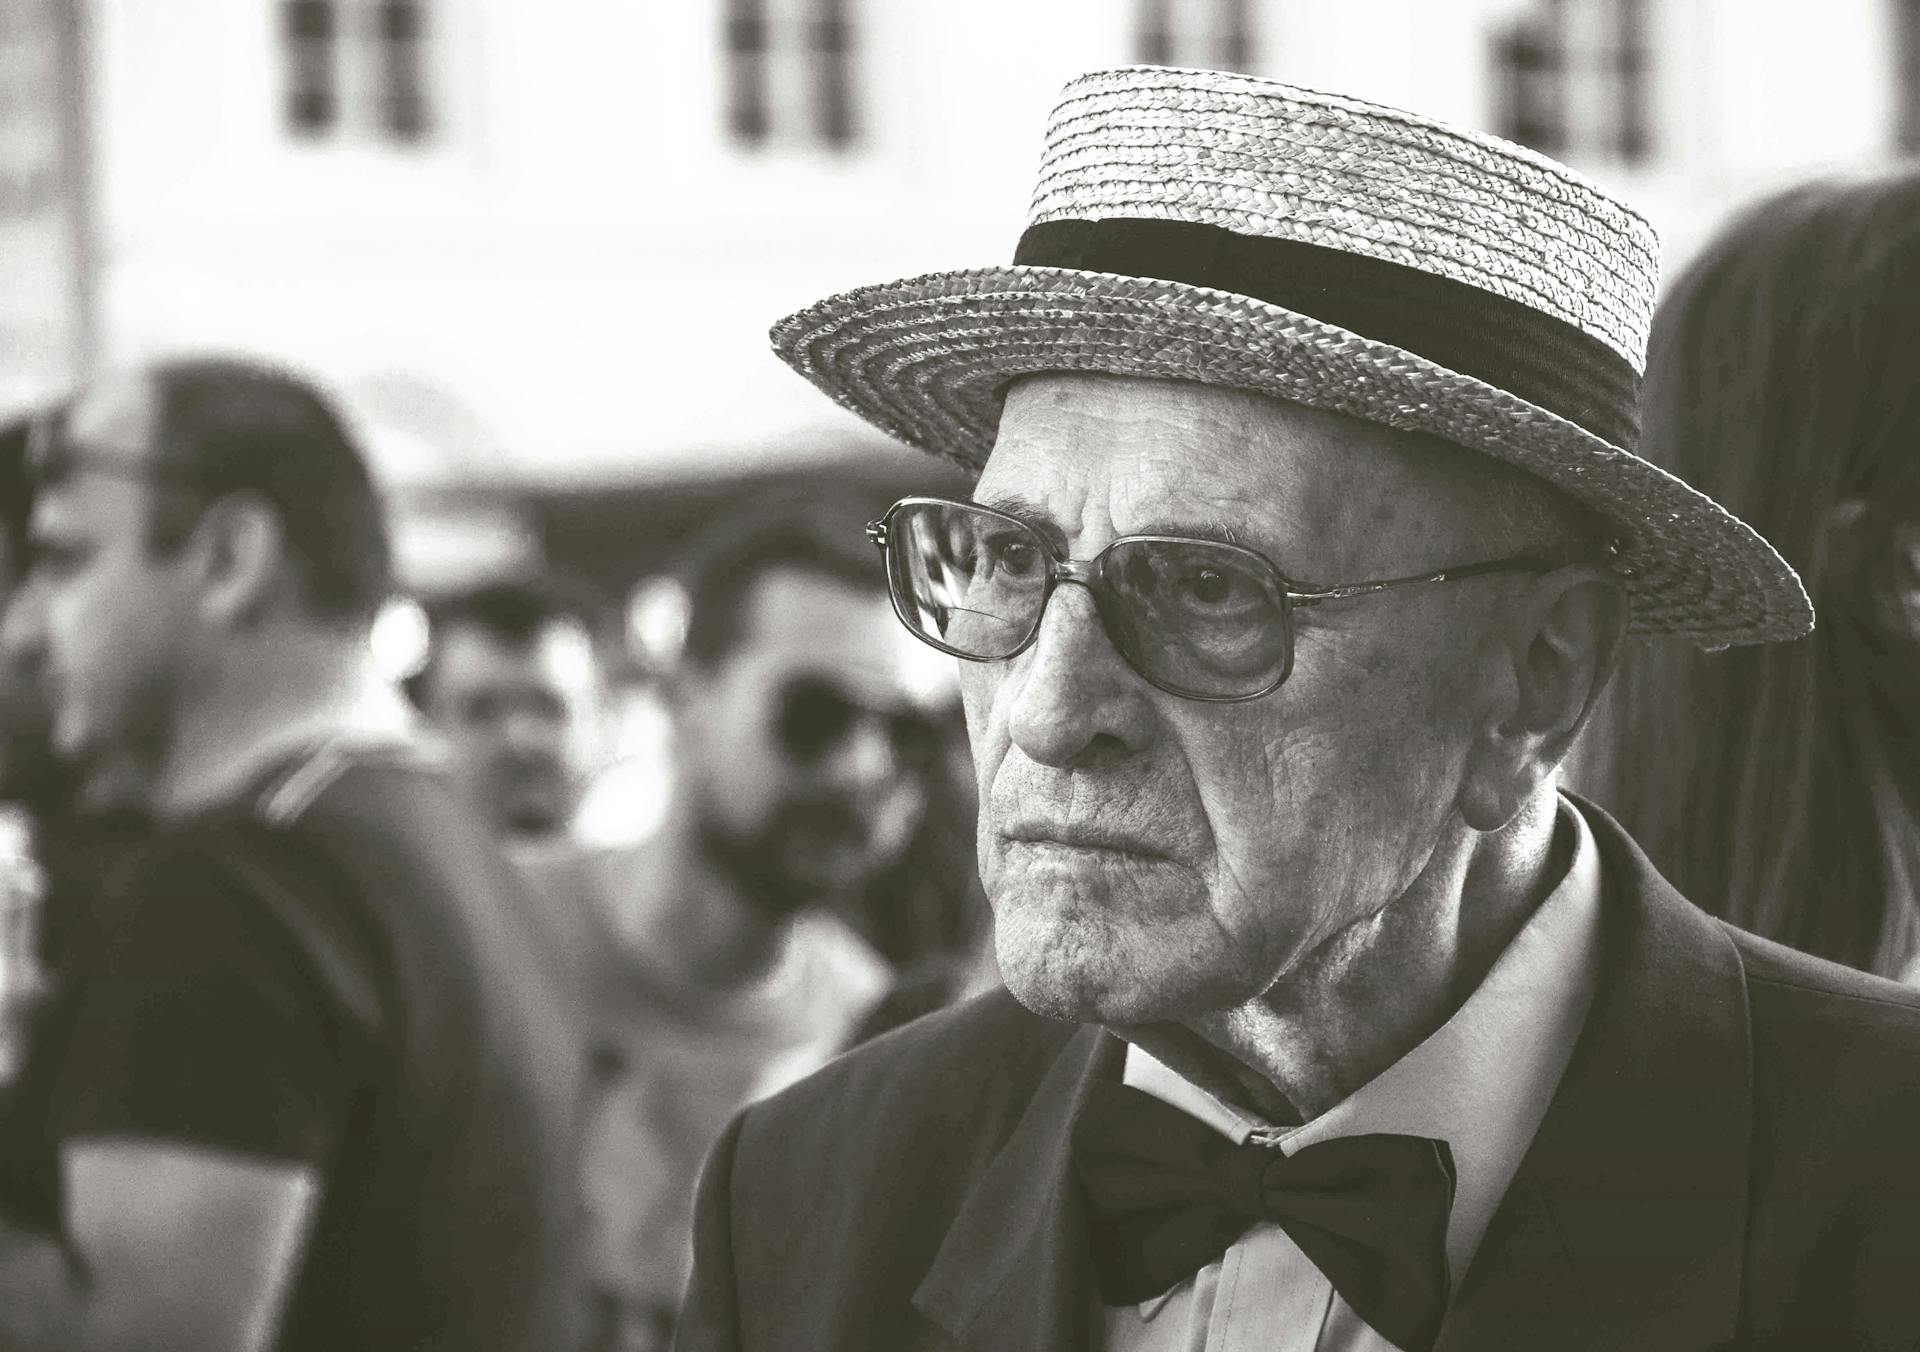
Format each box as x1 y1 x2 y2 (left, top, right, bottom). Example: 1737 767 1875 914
969 492 1068 551
969 492 1247 549
971 490 1050 522
1138 517 1247 547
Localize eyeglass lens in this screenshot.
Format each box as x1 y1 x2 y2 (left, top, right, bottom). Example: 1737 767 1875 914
885 500 1295 700
772 675 941 771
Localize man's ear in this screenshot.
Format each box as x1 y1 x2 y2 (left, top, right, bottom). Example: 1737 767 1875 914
187 494 288 627
1458 566 1627 831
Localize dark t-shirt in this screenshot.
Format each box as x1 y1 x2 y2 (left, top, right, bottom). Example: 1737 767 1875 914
24 742 585 1352
0 811 141 1231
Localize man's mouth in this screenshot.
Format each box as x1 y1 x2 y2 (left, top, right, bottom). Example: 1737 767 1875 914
1001 824 1172 861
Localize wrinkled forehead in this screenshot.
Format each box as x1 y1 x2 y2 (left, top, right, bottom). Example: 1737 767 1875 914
982 373 1469 565
734 566 955 709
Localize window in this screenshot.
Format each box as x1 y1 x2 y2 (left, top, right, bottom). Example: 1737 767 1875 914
1898 0 1920 152
283 0 339 136
725 0 860 151
1136 0 1255 72
378 0 430 142
280 0 432 144
1492 0 1651 164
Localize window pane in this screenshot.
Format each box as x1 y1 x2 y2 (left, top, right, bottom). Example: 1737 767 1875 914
378 0 429 141
1614 0 1650 162
1493 15 1566 154
813 0 855 149
282 0 338 135
726 0 770 146
1217 0 1253 72
284 0 334 40
1137 0 1173 65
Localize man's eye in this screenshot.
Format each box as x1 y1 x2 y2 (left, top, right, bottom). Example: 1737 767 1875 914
983 534 1041 578
1179 566 1242 606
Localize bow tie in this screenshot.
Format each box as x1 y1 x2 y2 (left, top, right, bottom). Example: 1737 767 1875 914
1072 1080 1457 1352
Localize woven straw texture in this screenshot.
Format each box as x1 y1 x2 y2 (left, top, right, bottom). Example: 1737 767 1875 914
771 66 1813 648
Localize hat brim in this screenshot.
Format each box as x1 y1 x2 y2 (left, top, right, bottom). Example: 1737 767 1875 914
772 265 1812 648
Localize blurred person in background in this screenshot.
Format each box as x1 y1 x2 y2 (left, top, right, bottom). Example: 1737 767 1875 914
0 413 142 1244
411 573 625 1062
838 690 996 1046
563 501 952 1351
0 357 582 1352
0 416 54 1093
1576 167 1920 982
413 574 615 844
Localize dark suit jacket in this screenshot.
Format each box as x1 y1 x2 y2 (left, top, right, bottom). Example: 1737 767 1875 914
677 806 1920 1351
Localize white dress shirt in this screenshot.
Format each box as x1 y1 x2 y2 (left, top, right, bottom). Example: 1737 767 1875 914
1100 796 1605 1352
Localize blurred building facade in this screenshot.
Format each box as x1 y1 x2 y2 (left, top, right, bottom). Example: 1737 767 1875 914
4 0 1919 575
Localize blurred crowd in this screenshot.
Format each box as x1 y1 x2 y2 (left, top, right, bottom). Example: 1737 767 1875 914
0 155 1914 1352
0 363 990 1351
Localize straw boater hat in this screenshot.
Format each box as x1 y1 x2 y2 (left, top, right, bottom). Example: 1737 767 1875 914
772 66 1813 648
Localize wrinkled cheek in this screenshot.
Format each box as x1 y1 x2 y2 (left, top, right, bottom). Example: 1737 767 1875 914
1195 752 1340 958
958 665 1007 774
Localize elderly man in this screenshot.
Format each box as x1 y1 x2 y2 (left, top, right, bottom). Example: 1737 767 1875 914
676 68 1920 1351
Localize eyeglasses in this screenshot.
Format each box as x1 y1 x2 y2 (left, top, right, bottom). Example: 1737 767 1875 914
772 674 943 773
868 496 1580 702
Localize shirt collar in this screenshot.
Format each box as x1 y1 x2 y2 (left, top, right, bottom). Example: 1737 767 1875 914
1123 793 1605 1290
161 672 421 818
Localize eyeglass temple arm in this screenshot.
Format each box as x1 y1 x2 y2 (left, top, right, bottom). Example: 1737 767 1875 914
1288 541 1622 608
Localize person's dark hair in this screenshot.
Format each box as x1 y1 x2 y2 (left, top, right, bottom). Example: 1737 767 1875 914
412 572 610 705
676 495 886 668
1580 167 1920 978
142 357 392 625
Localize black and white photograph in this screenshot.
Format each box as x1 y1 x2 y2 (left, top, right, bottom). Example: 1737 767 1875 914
2 1 1919 1349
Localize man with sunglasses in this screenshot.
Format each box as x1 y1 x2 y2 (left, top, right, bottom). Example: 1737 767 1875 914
677 68 1920 1352
0 359 583 1352
572 501 948 1350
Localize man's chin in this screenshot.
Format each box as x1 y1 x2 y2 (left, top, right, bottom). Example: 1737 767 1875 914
992 916 1257 1028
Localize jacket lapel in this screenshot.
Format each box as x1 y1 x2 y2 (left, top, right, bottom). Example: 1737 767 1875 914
1438 800 1753 1351
912 1022 1125 1349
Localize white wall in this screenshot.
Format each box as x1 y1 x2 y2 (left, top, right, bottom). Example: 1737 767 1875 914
76 0 1919 497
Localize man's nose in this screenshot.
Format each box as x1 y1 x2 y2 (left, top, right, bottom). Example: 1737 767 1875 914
1004 584 1156 768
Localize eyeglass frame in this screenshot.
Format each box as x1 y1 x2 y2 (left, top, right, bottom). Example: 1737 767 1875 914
866 495 1612 703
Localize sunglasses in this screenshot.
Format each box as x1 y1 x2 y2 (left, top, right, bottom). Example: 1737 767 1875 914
868 496 1583 702
772 674 943 773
